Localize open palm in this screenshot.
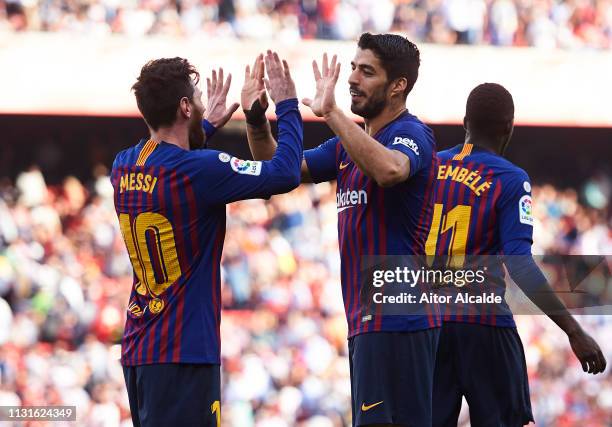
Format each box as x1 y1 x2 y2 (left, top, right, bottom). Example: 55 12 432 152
302 53 341 117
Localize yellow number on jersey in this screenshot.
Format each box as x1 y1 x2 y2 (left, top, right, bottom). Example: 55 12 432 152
425 204 472 268
211 400 221 427
119 212 182 297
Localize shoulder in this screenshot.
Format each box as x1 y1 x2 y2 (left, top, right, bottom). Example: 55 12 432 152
436 147 457 161
112 145 137 169
494 157 530 186
384 114 434 149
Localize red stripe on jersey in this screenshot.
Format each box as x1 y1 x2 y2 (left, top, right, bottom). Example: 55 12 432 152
345 168 359 333
145 166 157 363
413 154 438 253
136 167 148 363
169 170 187 363
351 171 365 333
458 162 478 323
374 185 386 332
183 175 200 257
127 166 141 365
363 180 376 334
211 222 224 346
157 168 171 362
437 163 459 257
465 166 489 324
472 168 494 254
418 155 439 327
486 179 503 326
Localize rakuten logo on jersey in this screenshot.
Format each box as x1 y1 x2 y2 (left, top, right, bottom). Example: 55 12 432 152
337 188 368 212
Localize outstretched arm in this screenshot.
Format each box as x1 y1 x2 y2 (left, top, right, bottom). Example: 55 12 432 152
241 51 313 182
498 178 606 374
505 254 606 374
303 54 409 187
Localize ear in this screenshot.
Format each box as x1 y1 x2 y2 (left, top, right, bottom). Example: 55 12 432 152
178 97 191 119
463 117 468 131
390 78 408 97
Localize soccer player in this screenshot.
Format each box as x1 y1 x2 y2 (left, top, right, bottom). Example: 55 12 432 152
111 54 302 427
429 83 607 427
243 35 441 427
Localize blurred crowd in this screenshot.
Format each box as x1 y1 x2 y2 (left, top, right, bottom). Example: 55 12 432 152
0 165 610 426
1 0 612 49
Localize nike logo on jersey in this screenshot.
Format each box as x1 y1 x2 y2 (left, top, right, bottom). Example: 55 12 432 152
339 161 350 170
361 401 384 411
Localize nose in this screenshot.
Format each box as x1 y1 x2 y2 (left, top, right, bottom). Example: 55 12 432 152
348 68 360 87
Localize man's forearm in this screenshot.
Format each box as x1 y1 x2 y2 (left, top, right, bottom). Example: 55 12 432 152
324 108 407 186
507 256 582 336
246 121 277 161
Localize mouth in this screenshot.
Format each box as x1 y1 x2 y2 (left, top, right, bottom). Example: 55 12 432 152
350 88 365 101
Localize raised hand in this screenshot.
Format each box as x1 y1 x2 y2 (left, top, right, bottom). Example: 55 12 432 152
205 68 240 129
263 50 296 104
568 329 607 374
302 53 341 118
241 54 268 112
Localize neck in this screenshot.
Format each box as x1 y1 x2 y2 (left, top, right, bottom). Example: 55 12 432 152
464 134 500 155
150 125 190 150
364 102 407 136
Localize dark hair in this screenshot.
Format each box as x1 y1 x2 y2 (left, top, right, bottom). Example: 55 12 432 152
132 57 200 131
357 32 420 97
465 83 514 137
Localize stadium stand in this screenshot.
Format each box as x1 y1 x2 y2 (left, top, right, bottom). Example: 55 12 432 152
1 0 611 49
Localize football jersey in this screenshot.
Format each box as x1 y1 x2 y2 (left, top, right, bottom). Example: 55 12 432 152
111 99 302 365
429 143 535 327
304 111 441 337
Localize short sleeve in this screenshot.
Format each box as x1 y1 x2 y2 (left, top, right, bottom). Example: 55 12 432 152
385 125 431 179
497 170 534 255
304 137 339 183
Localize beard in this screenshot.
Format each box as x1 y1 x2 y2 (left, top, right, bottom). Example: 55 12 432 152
188 111 206 150
350 83 389 119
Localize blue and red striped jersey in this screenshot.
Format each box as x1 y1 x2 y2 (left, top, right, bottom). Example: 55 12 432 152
430 143 535 327
111 99 303 365
304 111 441 337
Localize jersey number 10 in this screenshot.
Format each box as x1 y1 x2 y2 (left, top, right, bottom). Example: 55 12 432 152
119 212 182 297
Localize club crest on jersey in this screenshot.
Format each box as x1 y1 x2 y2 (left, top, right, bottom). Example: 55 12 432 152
392 136 419 155
149 298 165 314
230 157 262 176
337 188 367 212
519 195 534 225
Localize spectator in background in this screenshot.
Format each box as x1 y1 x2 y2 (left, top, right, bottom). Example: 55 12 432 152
2 0 611 49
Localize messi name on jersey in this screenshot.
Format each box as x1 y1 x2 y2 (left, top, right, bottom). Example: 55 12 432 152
119 172 158 194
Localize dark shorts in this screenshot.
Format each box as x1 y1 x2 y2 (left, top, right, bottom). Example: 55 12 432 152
433 323 534 427
348 329 441 427
123 363 221 427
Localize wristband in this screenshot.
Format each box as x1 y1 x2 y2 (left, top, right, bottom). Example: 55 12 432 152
202 119 217 140
244 99 268 127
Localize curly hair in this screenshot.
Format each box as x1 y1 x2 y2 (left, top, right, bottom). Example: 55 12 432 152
132 57 200 130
